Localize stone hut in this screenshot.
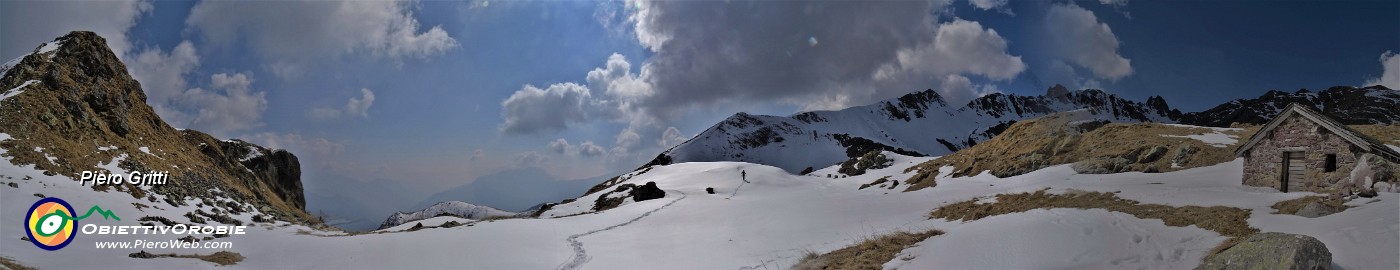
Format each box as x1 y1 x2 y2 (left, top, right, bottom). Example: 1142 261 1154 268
1235 103 1400 192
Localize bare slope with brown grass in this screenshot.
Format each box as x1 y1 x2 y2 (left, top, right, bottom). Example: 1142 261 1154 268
0 31 311 222
904 111 1400 192
929 190 1257 257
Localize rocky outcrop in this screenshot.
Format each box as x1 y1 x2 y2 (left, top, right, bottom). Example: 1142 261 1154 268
1197 232 1332 270
219 139 304 209
632 182 665 202
1294 202 1339 218
0 31 311 222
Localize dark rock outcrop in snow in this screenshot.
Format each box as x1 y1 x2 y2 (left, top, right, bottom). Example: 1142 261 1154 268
632 182 665 202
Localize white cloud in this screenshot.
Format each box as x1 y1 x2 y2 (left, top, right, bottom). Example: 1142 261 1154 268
548 138 572 154
658 126 687 148
967 0 1013 15
1365 51 1399 89
628 0 971 114
1100 0 1128 8
186 1 457 77
615 129 641 150
1044 3 1133 81
309 88 377 120
578 141 606 157
499 83 595 134
514 151 548 166
939 74 975 101
969 0 1007 10
586 53 653 99
128 41 200 123
179 73 268 135
545 138 606 157
893 19 1026 82
0 0 150 60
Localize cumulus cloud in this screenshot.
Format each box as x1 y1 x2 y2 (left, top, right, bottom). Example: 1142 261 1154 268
658 126 688 148
309 88 377 120
514 151 548 166
1043 3 1132 81
186 0 457 77
180 73 269 135
1365 51 1399 89
888 19 1026 82
546 138 606 157
0 0 150 60
631 0 968 113
614 129 641 150
586 53 653 99
967 0 1013 15
128 41 200 122
578 141 606 157
499 83 596 134
548 138 572 154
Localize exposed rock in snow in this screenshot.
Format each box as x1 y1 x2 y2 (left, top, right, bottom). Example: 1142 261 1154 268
1198 232 1332 270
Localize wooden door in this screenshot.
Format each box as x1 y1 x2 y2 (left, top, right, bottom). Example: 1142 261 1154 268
1282 151 1306 192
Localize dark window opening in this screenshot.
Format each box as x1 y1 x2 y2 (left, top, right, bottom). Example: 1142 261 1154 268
1325 154 1337 172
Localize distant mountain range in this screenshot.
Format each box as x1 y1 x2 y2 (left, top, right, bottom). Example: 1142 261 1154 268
638 85 1396 175
378 201 516 230
1178 85 1399 127
642 85 1177 174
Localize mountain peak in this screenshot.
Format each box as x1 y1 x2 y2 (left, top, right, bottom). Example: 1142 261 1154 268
0 31 314 223
1046 84 1070 98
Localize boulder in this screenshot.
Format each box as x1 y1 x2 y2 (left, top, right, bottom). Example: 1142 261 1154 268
631 182 666 202
1294 202 1337 218
129 251 158 259
1373 182 1395 193
1197 232 1331 270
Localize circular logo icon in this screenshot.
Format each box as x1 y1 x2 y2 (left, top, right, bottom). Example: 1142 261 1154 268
26 197 77 250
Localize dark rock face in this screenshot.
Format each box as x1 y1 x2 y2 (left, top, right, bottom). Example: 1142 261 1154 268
1197 232 1332 270
1180 86 1400 127
232 142 305 210
632 182 666 202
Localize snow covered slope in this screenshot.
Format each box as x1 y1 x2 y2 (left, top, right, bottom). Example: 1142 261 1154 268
4 144 1396 269
378 201 516 229
648 85 1181 173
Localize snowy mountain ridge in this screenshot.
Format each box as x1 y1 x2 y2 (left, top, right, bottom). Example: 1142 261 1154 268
646 85 1181 174
1178 85 1400 127
378 201 517 229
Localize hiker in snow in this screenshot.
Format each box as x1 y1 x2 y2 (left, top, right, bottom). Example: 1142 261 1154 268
742 170 749 183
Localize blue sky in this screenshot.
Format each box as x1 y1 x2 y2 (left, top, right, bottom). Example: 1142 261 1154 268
3 0 1396 229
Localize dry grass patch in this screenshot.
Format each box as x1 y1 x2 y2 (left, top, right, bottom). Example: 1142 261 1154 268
929 190 1258 257
1348 125 1400 144
903 112 1258 192
791 230 943 270
1270 196 1349 215
0 256 36 270
129 250 245 266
